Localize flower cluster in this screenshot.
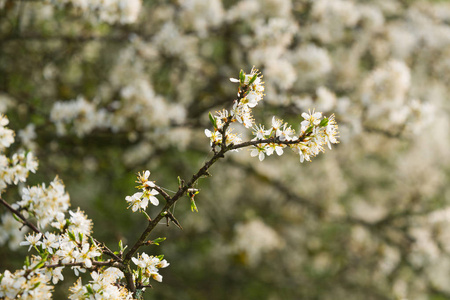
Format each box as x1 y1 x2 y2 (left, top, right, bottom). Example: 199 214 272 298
0 115 38 193
230 68 265 128
132 252 170 285
0 268 53 299
16 177 70 229
205 68 265 147
19 209 100 275
68 268 133 300
125 170 160 212
292 111 339 163
205 69 339 162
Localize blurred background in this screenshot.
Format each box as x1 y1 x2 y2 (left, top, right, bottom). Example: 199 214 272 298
1 0 450 299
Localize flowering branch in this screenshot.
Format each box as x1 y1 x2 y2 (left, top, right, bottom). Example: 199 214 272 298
120 68 339 297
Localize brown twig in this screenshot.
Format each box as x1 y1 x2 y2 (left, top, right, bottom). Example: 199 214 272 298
0 197 41 234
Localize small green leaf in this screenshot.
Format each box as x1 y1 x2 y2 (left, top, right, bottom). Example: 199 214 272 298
151 237 166 245
319 117 329 127
157 254 164 260
138 266 143 282
31 281 41 290
305 125 314 134
86 285 94 295
25 256 30 267
190 198 198 212
32 259 46 271
209 112 217 129
239 70 245 83
12 213 21 223
68 230 76 241
248 74 258 85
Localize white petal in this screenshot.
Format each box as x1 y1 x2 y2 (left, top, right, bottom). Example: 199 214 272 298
259 152 265 161
150 196 159 206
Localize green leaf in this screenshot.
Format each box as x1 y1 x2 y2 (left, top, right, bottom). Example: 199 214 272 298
12 213 21 223
157 254 164 260
86 285 94 295
32 258 46 271
151 237 166 245
209 112 217 129
68 231 76 241
138 266 143 282
305 125 314 134
248 74 258 85
25 256 30 267
190 198 198 212
319 117 329 127
239 69 245 83
31 281 41 290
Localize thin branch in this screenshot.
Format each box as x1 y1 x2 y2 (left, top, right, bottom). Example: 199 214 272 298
151 185 171 202
165 211 183 230
44 259 114 269
0 197 41 234
231 135 308 151
93 238 123 262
